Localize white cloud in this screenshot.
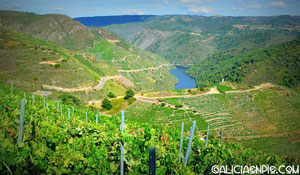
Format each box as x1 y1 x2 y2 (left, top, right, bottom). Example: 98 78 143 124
123 10 144 15
181 0 212 3
0 3 20 10
162 0 170 5
232 7 243 11
55 7 65 12
268 1 286 8
187 6 212 14
246 2 262 8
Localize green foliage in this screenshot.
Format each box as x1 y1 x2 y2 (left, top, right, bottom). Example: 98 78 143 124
0 82 295 174
188 39 300 88
217 85 233 93
101 98 112 110
59 93 82 106
124 89 134 99
107 92 115 98
54 64 60 68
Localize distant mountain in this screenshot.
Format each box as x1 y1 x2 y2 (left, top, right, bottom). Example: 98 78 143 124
104 15 300 64
73 15 155 27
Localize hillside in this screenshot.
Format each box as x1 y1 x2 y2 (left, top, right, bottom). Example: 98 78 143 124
187 39 300 88
102 15 300 64
0 10 95 50
0 11 177 102
0 26 98 92
0 82 295 174
129 84 300 158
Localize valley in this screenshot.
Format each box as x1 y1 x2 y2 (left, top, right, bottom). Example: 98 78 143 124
0 9 299 174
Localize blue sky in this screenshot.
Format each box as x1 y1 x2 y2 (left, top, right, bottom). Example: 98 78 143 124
0 0 299 17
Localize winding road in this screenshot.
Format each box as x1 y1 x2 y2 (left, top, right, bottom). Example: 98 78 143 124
42 76 122 92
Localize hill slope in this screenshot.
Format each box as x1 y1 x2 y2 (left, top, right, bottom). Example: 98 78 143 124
103 15 300 64
0 10 95 50
0 82 294 174
0 11 177 101
0 26 98 92
187 39 300 88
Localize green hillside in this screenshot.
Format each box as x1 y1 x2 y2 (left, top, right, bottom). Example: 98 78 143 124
126 85 300 158
0 11 177 102
187 39 300 88
0 10 95 50
0 26 98 92
105 15 300 64
0 82 294 174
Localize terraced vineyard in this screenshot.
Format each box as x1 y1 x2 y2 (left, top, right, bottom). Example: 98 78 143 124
1 82 293 174
126 86 300 158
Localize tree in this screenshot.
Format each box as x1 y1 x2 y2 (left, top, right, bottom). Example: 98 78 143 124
107 92 115 98
124 89 134 100
59 93 82 106
101 98 112 110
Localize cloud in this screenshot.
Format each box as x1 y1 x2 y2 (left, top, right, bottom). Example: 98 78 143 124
0 3 20 10
245 2 262 8
55 7 65 12
162 0 170 5
123 10 144 15
181 0 212 3
268 1 286 8
187 6 212 14
232 7 243 11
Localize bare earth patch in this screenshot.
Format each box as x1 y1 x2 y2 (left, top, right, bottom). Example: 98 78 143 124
106 39 120 44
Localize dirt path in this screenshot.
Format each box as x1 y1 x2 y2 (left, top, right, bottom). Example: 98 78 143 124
135 87 220 100
39 58 64 65
135 83 273 101
42 76 122 92
118 64 171 73
225 83 274 94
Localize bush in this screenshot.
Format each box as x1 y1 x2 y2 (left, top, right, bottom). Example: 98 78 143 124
54 64 60 68
59 93 82 106
102 98 112 110
33 77 38 81
217 85 233 93
107 92 116 98
124 89 134 100
161 103 166 107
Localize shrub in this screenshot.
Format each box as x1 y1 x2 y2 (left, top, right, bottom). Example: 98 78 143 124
124 89 134 100
161 103 166 107
54 64 60 68
217 85 232 93
102 98 112 110
33 77 38 81
107 92 116 98
59 93 82 106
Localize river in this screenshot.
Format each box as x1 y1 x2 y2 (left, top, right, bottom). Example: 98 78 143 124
170 66 196 90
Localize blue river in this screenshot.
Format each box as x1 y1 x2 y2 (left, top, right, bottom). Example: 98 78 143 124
170 66 196 90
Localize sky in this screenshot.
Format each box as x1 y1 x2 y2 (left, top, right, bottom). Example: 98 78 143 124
0 0 299 18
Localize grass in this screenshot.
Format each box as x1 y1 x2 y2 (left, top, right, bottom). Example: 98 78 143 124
233 136 300 158
125 86 300 158
104 97 136 115
0 27 98 92
217 85 233 93
125 101 208 130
